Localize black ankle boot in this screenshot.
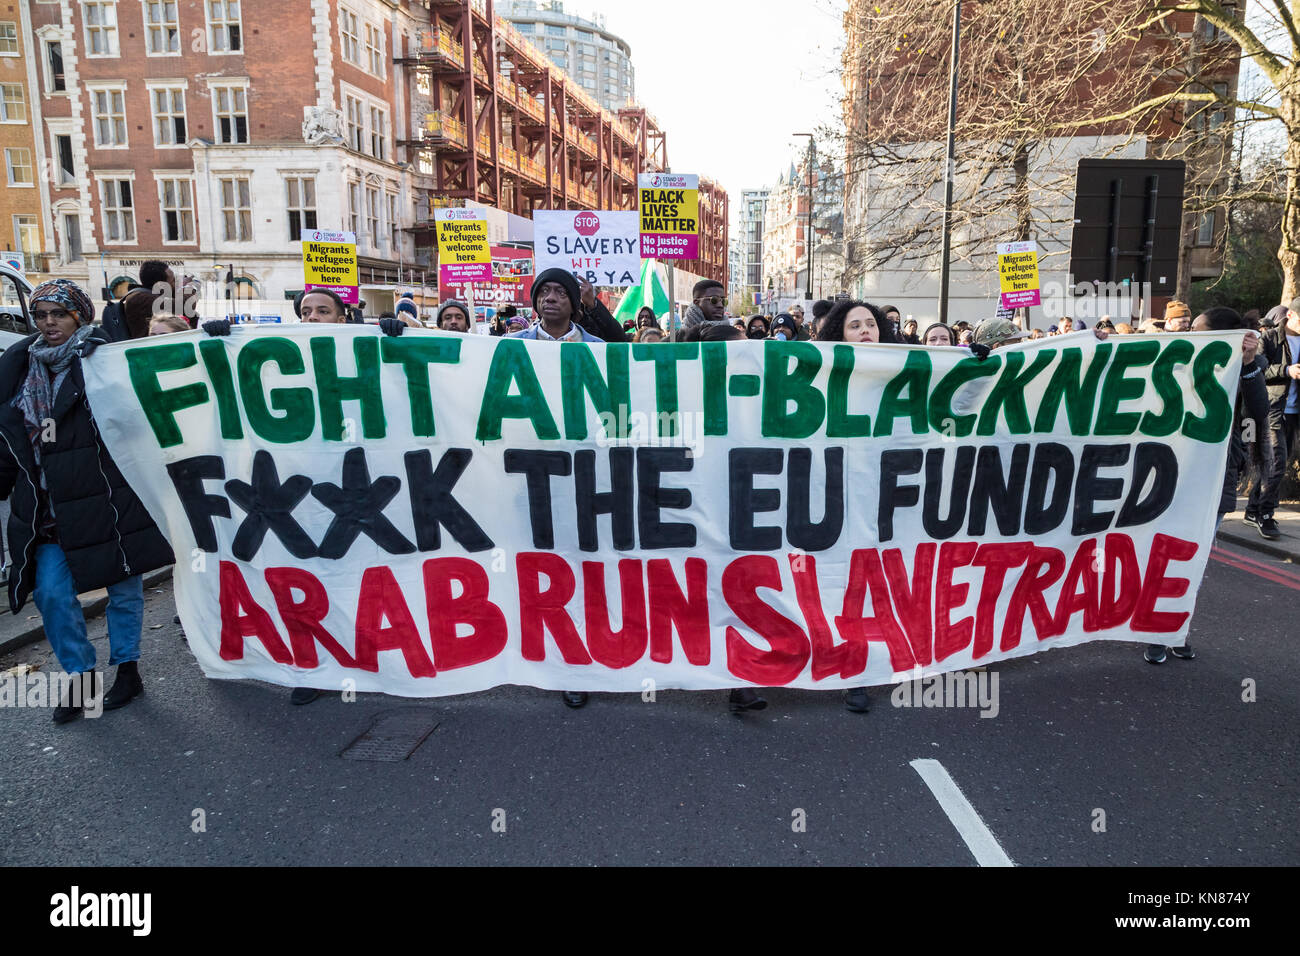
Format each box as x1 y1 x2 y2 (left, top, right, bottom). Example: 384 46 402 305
52 670 95 725
103 661 143 710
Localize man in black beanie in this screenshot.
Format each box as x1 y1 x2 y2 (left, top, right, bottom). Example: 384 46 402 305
510 268 627 343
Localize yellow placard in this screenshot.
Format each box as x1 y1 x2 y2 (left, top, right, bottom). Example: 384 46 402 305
997 245 1039 295
435 216 490 265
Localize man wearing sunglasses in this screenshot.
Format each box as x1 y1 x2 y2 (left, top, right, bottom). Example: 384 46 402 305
681 279 729 337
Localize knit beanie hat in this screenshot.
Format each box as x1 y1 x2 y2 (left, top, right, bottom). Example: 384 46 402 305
530 268 581 316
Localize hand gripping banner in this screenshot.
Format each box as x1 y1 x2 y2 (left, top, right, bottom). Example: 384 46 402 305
81 328 1241 697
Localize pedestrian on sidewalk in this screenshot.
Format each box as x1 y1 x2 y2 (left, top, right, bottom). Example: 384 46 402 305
0 279 174 723
1146 307 1269 663
1244 302 1300 540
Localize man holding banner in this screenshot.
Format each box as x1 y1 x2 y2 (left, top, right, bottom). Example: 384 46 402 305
69 307 1253 715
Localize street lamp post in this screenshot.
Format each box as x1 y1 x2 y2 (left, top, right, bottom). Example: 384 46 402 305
937 1 962 325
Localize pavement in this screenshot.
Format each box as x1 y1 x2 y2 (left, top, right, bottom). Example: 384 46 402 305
1218 499 1300 564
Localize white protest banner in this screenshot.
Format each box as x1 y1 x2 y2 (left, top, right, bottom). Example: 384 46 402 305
533 210 641 287
82 330 1239 698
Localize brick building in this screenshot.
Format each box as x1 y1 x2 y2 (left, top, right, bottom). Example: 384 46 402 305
1 3 48 276
19 0 727 317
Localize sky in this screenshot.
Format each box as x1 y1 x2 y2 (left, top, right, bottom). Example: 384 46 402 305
574 0 848 227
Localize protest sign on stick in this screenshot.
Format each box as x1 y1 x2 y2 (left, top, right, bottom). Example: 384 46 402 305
436 208 492 286
301 230 359 305
997 241 1041 310
535 210 640 287
638 173 699 259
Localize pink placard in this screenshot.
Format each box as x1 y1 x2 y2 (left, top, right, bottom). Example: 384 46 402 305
639 234 699 259
441 263 493 285
1000 289 1041 309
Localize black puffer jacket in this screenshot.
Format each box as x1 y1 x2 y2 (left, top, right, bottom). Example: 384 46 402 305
0 332 174 613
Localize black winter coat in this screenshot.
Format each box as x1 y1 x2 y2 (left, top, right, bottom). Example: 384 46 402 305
1221 353 1271 517
0 332 174 612
1258 322 1297 420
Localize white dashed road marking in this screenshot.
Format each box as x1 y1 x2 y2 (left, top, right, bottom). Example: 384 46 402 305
911 758 1015 867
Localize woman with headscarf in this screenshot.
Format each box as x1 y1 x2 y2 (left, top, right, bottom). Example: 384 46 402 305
0 279 174 723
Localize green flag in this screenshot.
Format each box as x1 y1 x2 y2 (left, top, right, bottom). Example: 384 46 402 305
613 259 671 325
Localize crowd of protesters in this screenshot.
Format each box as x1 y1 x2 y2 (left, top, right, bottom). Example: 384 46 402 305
2 259 1296 724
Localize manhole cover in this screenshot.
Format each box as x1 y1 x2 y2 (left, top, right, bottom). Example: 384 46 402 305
340 708 439 762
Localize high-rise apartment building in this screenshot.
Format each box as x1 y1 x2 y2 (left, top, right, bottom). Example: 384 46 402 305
497 0 634 113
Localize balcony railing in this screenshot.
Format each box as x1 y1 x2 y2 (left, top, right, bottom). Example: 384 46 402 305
423 111 467 146
499 75 516 101
577 131 598 157
499 145 518 170
516 94 545 123
472 58 490 86
415 28 465 69
518 154 546 182
16 252 56 273
475 131 492 155
613 158 634 181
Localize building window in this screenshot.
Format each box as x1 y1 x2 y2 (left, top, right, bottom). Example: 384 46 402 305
340 8 360 64
1210 82 1231 129
212 85 248 143
151 87 187 146
219 176 252 241
286 176 317 238
46 41 66 92
348 181 359 233
0 22 17 55
345 95 363 151
1195 210 1215 246
90 87 128 146
365 185 380 244
545 24 565 36
416 72 431 96
84 2 120 57
14 216 40 263
62 214 83 261
144 1 181 55
100 178 135 242
4 148 33 186
388 191 399 249
207 0 242 53
158 177 194 242
369 105 387 160
0 84 24 123
365 22 385 76
54 135 75 185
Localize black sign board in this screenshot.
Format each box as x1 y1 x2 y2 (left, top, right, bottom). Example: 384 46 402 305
1068 159 1185 295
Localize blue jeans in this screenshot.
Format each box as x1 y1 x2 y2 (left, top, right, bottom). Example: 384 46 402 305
33 542 143 674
